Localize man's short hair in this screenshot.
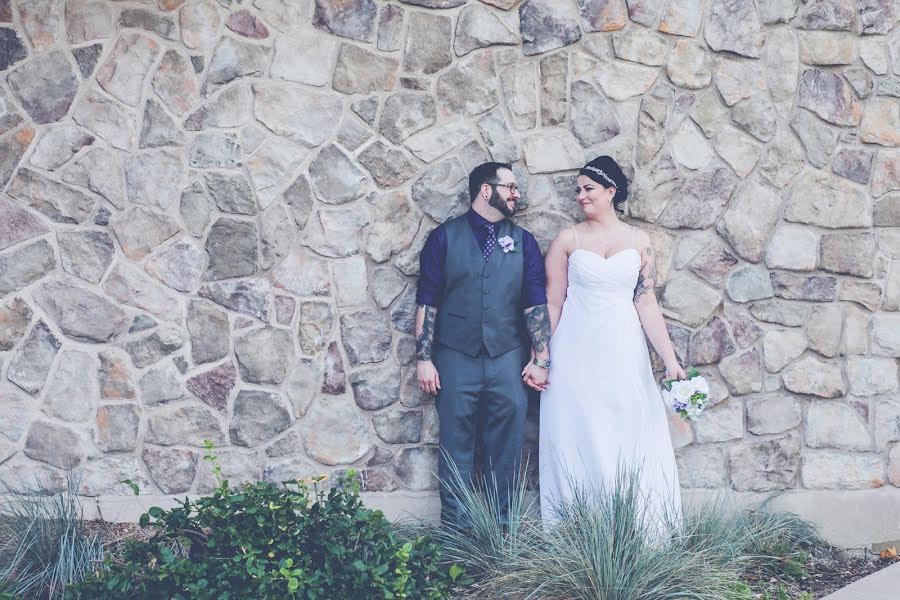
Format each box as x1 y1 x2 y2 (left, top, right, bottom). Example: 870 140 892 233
468 162 513 202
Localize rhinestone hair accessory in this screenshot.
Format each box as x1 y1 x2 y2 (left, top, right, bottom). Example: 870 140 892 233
583 166 617 188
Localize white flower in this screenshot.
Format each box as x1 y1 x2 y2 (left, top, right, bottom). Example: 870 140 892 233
670 380 694 404
686 404 703 421
690 375 710 396
497 235 516 253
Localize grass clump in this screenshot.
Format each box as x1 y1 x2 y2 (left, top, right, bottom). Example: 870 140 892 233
0 473 103 600
430 461 820 600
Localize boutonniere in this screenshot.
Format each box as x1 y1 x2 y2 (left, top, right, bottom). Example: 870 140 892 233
497 235 516 253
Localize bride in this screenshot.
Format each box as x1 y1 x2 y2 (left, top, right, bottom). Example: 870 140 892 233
537 155 685 526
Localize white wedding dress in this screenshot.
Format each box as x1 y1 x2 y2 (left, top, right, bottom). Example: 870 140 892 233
539 227 681 527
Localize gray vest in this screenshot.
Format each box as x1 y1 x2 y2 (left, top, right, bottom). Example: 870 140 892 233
436 215 526 358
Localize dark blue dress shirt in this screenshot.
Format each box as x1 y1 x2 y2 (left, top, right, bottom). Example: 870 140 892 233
416 208 548 309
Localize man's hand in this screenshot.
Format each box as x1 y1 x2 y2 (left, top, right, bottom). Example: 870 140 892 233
417 360 441 395
521 362 549 392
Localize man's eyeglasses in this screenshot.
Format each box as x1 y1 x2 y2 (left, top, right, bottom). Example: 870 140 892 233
488 182 519 193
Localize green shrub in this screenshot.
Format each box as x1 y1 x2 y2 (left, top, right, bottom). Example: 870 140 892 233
73 464 461 600
0 473 103 600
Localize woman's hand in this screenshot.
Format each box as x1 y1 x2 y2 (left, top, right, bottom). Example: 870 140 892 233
665 363 686 381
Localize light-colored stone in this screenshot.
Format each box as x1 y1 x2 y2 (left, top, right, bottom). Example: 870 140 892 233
765 225 818 271
807 401 871 451
873 151 900 197
839 280 883 312
523 130 584 173
405 118 475 163
693 399 743 443
253 83 342 148
847 357 898 396
704 0 764 58
785 170 872 228
44 350 95 422
301 397 372 465
783 356 845 398
820 232 876 278
499 55 537 129
126 150 186 211
730 433 801 491
455 4 518 56
719 348 762 395
791 109 837 168
763 330 809 373
797 68 862 126
798 31 856 65
303 206 371 258
437 51 499 117
746 395 802 435
671 121 714 171
805 305 840 359
97 33 161 107
666 40 710 89
104 262 183 321
612 28 667 66
332 256 368 307
658 167 738 229
803 451 884 490
872 314 900 357
180 1 219 50
713 56 767 107
593 60 659 101
676 446 727 488
860 38 889 74
726 265 775 303
689 90 728 138
658 0 701 37
333 43 398 95
659 276 721 327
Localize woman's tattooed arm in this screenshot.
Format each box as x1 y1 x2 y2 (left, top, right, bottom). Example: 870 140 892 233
524 304 551 355
633 245 657 303
415 304 437 361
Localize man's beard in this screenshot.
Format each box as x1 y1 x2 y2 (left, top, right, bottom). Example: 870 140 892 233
489 187 516 217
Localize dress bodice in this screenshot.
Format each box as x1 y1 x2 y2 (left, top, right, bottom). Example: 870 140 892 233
566 248 640 307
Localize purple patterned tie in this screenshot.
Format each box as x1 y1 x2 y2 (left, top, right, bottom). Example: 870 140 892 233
483 223 497 260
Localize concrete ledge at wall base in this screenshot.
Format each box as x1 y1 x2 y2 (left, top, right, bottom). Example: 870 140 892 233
681 487 900 550
0 491 443 528
3 487 899 549
820 562 900 600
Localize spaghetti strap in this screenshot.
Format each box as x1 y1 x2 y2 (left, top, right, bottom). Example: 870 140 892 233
630 225 636 248
570 225 580 249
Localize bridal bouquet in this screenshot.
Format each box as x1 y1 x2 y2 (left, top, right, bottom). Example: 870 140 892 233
662 368 710 421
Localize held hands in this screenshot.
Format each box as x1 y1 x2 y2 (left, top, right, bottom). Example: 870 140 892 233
522 361 549 392
416 360 441 395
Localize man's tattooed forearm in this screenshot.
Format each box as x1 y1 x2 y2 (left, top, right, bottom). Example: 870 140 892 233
416 305 437 361
524 304 551 354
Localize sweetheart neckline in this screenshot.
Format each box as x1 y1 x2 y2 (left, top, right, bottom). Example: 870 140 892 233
571 247 640 262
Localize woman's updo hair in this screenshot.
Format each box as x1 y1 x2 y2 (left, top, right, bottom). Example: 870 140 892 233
579 156 629 209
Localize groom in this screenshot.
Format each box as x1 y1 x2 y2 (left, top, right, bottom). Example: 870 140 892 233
415 162 551 527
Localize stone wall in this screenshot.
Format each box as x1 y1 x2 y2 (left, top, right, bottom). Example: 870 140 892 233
0 0 898 542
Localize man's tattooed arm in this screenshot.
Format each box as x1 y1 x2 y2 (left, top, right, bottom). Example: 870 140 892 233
633 245 657 303
415 304 437 361
523 304 551 356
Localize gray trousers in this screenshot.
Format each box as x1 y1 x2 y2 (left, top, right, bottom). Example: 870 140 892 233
434 344 528 528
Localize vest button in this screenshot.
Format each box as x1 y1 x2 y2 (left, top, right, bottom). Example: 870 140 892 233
483 273 488 278
484 290 488 294
482 321 487 326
